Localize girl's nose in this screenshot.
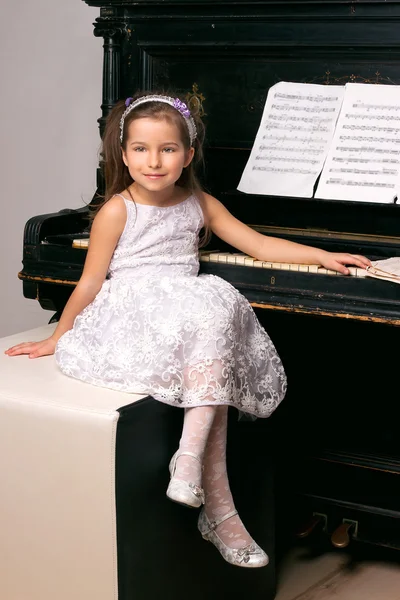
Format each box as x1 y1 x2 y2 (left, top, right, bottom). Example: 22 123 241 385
148 152 161 168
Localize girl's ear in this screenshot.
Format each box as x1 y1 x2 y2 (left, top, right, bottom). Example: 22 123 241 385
184 147 195 168
122 148 128 167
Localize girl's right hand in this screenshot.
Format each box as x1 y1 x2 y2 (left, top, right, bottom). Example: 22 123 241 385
4 337 58 359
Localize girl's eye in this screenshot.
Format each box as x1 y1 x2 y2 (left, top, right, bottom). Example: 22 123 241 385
162 147 175 153
134 147 146 152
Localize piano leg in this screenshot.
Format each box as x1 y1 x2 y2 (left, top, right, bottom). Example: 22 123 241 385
49 311 61 324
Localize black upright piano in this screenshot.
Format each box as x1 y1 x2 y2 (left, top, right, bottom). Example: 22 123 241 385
20 0 400 588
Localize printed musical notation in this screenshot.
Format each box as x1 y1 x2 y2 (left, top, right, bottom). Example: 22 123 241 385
316 83 400 203
238 81 400 203
238 81 344 197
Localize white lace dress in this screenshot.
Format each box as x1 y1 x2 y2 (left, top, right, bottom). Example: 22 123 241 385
55 194 287 418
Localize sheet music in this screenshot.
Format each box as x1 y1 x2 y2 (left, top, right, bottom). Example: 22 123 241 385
237 81 345 197
315 83 400 203
364 257 400 285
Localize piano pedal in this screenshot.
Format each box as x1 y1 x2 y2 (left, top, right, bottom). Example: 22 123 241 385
331 519 358 549
295 512 327 539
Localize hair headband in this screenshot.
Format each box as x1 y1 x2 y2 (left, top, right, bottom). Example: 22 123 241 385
119 95 197 145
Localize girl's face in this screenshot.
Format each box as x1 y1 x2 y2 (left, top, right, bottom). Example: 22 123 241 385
122 117 194 194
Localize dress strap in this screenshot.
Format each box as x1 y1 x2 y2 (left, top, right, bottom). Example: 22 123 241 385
112 193 136 237
113 193 130 204
192 193 205 227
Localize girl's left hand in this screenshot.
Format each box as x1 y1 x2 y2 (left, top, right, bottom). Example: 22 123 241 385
320 252 372 275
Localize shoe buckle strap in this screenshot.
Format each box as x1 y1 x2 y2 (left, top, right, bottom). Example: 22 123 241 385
205 509 238 534
176 451 204 469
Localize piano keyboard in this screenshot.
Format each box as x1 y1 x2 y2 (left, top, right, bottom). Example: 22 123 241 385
71 240 367 278
201 252 368 277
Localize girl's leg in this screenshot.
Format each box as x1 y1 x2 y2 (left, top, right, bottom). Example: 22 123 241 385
170 362 222 489
199 406 268 567
174 406 216 485
202 406 253 548
166 405 216 508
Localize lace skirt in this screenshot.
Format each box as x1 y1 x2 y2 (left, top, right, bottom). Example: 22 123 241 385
55 273 287 418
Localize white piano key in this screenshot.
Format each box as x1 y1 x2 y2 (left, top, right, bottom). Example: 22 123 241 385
289 264 300 271
348 267 367 277
244 257 255 266
308 265 319 273
235 255 246 265
299 264 309 272
72 239 89 249
227 255 237 264
253 261 264 268
217 253 231 263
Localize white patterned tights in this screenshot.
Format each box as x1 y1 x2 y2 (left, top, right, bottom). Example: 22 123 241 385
176 405 254 550
175 406 216 485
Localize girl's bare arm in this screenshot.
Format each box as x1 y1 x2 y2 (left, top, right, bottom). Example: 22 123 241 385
202 193 371 275
5 196 127 358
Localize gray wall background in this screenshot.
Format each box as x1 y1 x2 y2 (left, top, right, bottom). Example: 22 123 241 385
0 0 102 337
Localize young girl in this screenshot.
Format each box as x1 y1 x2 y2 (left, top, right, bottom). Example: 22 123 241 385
5 92 371 568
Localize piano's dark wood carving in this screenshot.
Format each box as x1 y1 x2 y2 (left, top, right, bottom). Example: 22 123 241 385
19 0 400 588
93 19 125 134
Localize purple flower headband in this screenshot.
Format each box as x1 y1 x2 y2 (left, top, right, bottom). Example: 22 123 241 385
119 94 197 145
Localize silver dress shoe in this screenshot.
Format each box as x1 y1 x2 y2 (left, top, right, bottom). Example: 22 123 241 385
166 451 205 509
198 508 269 568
